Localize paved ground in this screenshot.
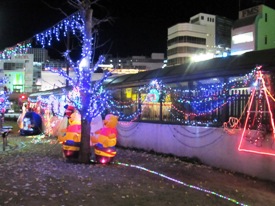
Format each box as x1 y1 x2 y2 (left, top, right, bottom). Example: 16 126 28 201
0 132 275 206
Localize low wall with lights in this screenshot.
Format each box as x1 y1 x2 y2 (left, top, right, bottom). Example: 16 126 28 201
117 122 275 182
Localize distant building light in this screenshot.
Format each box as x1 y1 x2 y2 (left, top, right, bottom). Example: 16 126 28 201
98 64 113 68
191 53 214 62
222 52 228 57
231 50 252 56
232 32 253 44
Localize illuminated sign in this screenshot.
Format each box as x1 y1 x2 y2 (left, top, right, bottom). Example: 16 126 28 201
232 32 253 44
145 89 160 103
239 5 261 19
13 55 30 60
125 88 132 98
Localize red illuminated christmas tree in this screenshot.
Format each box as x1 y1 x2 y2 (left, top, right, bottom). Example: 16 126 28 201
238 66 275 155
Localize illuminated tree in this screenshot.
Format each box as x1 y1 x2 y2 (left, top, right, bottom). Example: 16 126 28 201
36 0 111 163
0 84 10 115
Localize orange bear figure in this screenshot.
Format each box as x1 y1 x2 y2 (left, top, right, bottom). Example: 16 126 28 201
58 111 81 143
91 114 118 147
91 114 119 164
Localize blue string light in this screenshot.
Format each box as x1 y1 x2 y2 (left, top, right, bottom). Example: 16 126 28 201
115 161 248 206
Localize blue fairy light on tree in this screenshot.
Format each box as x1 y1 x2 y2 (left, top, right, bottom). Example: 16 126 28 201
35 0 112 163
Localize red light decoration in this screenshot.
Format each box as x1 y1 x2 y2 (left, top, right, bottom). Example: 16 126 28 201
238 68 275 156
19 94 27 100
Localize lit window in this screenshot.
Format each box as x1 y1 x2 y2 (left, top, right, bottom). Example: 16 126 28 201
232 32 253 44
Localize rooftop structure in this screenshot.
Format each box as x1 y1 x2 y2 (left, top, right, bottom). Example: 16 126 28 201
167 13 233 66
231 4 275 55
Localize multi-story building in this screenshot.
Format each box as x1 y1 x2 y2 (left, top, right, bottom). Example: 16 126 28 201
231 4 275 55
0 54 37 93
167 13 233 66
101 53 165 75
26 48 49 63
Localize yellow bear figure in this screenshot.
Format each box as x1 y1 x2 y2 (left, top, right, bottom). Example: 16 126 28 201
91 114 118 148
91 114 119 164
58 111 81 143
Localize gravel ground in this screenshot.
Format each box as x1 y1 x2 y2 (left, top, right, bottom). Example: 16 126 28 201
0 133 274 206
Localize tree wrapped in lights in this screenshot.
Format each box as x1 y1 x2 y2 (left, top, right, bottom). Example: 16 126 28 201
0 83 10 114
35 0 111 163
0 79 10 129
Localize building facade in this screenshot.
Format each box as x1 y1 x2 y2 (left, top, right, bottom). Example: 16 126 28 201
102 53 165 75
0 54 38 93
231 4 275 55
167 13 233 66
27 48 49 63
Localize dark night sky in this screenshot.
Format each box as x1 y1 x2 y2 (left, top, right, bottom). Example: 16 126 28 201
0 0 275 59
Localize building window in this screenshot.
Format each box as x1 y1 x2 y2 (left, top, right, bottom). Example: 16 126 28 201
167 47 206 56
168 57 190 66
265 35 267 44
201 16 204 20
167 36 206 47
265 13 267 22
3 62 24 70
190 17 199 24
232 32 253 44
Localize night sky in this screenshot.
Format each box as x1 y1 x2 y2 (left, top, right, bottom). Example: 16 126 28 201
0 0 275 59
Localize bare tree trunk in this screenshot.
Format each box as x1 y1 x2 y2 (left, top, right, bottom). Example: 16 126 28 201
79 116 91 163
78 5 93 164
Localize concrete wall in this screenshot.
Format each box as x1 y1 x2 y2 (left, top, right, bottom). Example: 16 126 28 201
117 122 275 182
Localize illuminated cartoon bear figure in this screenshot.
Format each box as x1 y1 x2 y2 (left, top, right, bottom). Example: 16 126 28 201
58 109 81 159
91 114 119 164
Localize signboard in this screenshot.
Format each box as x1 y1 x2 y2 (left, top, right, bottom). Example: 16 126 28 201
11 54 33 61
239 5 262 19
